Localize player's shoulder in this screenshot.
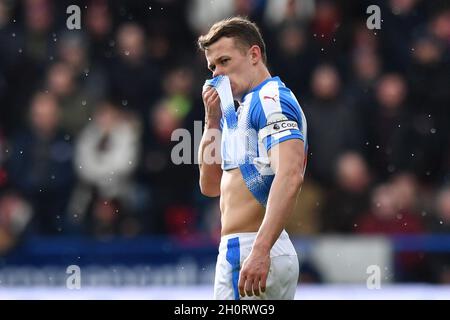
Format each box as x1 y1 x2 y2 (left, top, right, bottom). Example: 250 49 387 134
251 77 299 110
256 76 284 97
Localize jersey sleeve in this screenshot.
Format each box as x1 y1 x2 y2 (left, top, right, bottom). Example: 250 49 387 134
251 88 306 152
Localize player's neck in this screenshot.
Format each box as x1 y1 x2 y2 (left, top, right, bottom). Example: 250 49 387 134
240 67 271 102
252 68 272 89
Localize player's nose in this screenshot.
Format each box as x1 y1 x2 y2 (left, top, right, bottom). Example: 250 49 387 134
213 67 224 78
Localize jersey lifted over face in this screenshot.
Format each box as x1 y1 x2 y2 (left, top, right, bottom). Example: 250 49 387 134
204 76 307 207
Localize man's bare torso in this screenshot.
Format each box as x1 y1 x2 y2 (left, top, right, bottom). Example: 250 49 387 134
220 168 265 236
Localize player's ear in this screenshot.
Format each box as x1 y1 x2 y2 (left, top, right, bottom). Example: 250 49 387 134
249 45 261 65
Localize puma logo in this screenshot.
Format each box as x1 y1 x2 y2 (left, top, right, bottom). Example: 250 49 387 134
263 94 278 102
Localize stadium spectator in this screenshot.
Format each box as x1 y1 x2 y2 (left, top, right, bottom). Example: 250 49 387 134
321 151 372 233
71 101 141 237
427 186 450 283
0 191 33 255
6 92 74 234
355 183 429 281
304 63 363 186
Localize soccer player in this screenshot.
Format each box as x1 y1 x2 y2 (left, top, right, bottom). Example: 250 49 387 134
198 17 308 300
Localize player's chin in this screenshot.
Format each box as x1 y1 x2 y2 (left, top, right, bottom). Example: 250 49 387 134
230 86 241 98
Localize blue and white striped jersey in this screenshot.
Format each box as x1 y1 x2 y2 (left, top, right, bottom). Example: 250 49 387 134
206 76 307 207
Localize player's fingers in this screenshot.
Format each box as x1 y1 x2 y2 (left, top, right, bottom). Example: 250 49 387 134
205 90 218 106
210 92 220 106
245 275 254 296
253 277 260 296
238 274 246 297
202 87 214 101
260 272 268 293
202 85 212 93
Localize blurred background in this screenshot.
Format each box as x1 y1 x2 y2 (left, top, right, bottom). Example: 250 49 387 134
0 0 450 299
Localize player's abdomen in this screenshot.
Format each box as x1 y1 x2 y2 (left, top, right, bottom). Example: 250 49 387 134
220 168 265 236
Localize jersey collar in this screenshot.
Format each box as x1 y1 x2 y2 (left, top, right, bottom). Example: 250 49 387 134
241 76 281 102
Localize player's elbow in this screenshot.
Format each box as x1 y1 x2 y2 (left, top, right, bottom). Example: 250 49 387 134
289 173 304 193
199 180 221 197
280 167 304 193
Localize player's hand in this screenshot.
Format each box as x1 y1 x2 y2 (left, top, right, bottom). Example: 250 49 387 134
202 87 222 127
238 249 270 297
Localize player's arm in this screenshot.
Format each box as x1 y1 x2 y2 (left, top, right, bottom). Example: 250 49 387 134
239 140 305 297
253 139 305 248
198 87 223 197
253 138 305 251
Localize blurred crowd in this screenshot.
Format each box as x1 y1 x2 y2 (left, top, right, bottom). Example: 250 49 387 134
0 0 450 282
